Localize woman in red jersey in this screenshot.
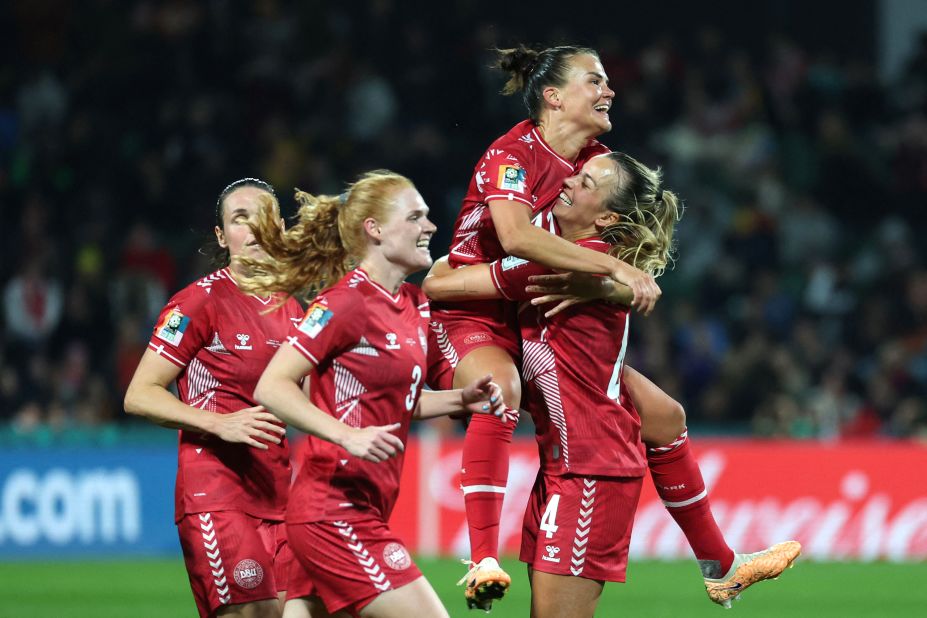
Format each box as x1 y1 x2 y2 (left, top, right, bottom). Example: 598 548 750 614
243 171 504 618
125 179 301 618
426 153 800 617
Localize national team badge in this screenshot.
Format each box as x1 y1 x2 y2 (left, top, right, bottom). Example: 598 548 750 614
382 542 411 571
298 302 333 338
233 558 264 589
155 309 190 347
498 165 526 192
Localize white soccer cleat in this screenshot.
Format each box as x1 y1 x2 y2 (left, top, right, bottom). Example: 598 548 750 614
456 557 511 612
703 541 802 608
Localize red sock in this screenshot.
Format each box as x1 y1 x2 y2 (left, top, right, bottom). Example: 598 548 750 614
647 432 734 574
460 408 517 563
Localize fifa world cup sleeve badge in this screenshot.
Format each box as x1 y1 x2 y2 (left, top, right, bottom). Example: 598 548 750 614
497 165 526 192
298 302 334 339
155 309 191 346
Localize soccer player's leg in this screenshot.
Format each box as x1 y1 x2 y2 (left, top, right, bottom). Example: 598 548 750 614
626 366 802 605
178 511 284 618
453 344 520 610
360 577 449 618
529 571 603 618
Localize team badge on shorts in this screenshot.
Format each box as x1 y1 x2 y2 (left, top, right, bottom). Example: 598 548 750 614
463 332 492 345
233 558 264 589
498 165 526 192
382 542 411 571
155 309 190 346
298 302 334 338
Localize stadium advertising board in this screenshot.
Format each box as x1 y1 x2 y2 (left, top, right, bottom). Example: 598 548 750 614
0 449 178 558
389 435 927 561
3 439 924 560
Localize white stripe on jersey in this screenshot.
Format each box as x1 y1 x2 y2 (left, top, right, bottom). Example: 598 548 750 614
333 360 367 428
187 357 221 411
349 336 380 357
522 340 570 470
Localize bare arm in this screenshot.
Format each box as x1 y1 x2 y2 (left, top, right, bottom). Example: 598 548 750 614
414 374 504 420
422 257 500 302
124 348 285 449
490 200 660 314
525 272 636 317
254 345 405 462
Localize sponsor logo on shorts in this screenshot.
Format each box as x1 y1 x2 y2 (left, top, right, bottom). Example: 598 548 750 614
382 542 411 571
233 558 264 589
463 332 492 345
542 544 561 563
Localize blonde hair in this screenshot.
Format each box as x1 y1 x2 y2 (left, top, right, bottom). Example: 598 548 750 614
598 153 682 277
238 170 415 302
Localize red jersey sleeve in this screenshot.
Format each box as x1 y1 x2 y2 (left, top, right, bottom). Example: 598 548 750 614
148 285 213 367
489 257 549 302
287 288 366 366
479 146 534 209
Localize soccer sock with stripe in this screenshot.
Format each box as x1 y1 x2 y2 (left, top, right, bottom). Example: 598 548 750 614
460 408 518 563
647 432 735 575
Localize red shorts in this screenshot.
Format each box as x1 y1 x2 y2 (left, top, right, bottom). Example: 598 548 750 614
177 511 290 618
286 517 422 616
426 304 520 390
520 472 643 583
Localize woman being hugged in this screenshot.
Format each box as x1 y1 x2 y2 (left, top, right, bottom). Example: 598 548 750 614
242 171 504 618
427 153 800 617
125 179 300 618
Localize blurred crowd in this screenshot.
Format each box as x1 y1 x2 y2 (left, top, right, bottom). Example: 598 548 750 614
1 1 926 442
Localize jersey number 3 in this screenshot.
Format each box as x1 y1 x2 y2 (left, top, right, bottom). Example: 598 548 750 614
405 365 423 411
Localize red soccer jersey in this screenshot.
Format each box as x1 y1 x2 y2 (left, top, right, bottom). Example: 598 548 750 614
439 119 610 327
490 238 646 478
284 268 431 524
448 119 610 268
147 267 303 522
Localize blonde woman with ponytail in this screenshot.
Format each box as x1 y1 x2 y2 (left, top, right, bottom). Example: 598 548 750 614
428 42 801 612
243 171 504 618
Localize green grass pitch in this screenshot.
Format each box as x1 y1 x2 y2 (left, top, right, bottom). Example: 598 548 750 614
3 557 925 617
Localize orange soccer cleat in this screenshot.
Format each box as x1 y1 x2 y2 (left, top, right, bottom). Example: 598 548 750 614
457 557 512 612
703 541 802 608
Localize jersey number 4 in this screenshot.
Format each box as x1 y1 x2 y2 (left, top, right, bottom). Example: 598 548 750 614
540 494 561 539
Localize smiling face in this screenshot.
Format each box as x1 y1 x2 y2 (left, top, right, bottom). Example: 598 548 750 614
555 53 615 136
215 186 279 269
374 186 437 275
553 154 622 237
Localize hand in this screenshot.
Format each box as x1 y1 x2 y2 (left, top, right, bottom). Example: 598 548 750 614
531 294 590 318
527 272 609 300
461 374 505 420
340 423 405 462
212 406 287 450
610 261 661 315
526 272 606 318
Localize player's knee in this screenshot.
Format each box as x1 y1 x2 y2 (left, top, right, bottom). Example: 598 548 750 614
643 399 686 447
